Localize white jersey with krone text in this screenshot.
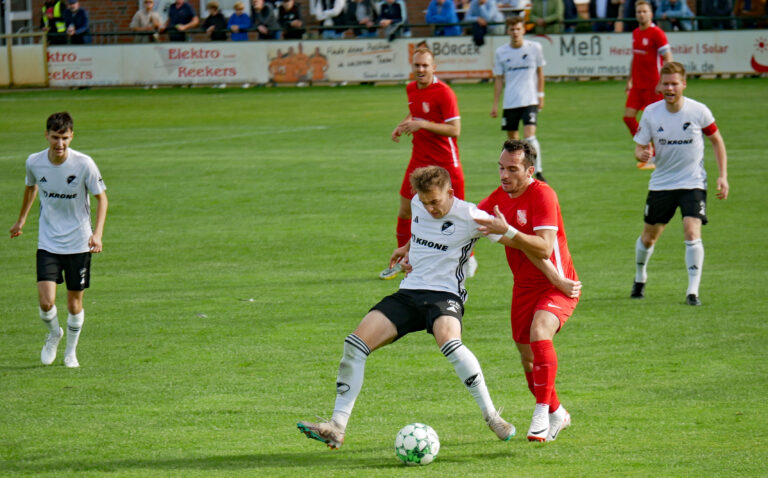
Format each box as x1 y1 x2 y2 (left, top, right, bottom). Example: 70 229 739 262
493 39 546 109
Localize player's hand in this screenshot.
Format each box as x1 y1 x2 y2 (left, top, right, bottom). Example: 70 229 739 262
88 234 103 253
391 126 403 142
557 278 582 298
716 176 729 200
390 245 411 274
490 105 497 118
474 205 511 236
9 222 23 239
399 120 422 135
538 96 545 110
636 144 653 163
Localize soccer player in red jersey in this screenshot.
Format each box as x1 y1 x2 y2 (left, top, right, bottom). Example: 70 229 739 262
475 139 581 443
379 47 468 280
624 0 672 169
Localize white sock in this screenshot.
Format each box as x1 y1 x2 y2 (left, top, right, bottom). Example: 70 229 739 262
685 239 704 296
635 236 654 283
40 305 60 334
525 135 543 173
441 338 496 418
331 334 370 430
64 310 84 357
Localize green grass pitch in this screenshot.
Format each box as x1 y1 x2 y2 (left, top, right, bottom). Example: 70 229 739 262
1 78 767 477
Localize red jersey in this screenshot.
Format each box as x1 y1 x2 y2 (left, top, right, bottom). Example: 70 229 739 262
406 77 461 169
478 181 578 291
631 24 669 90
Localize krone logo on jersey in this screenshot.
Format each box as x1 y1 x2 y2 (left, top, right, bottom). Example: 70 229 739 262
422 102 430 113
517 210 528 226
657 138 693 145
441 221 455 235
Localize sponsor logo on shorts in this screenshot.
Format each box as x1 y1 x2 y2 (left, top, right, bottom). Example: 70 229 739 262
446 299 461 313
547 302 562 309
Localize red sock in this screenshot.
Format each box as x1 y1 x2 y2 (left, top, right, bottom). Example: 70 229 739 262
623 116 639 136
525 371 535 396
396 217 411 247
531 340 558 407
528 369 561 411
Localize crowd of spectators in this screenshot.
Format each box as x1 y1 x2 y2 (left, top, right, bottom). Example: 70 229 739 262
38 0 768 45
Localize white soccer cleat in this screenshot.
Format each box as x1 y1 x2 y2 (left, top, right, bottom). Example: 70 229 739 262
467 255 478 278
41 327 63 365
297 419 345 450
378 262 403 280
64 354 80 368
547 406 571 442
527 404 550 442
486 410 515 441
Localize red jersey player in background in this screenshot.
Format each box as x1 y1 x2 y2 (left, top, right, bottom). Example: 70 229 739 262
475 139 581 443
624 0 672 170
379 47 470 280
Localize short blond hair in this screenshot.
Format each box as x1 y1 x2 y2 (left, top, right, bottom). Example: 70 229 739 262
409 166 452 194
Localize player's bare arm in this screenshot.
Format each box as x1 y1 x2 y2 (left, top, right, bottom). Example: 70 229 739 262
474 205 554 259
537 67 545 110
392 113 413 142
390 242 412 274
10 185 38 239
400 118 460 138
708 130 729 199
523 251 582 298
89 192 108 253
491 76 503 118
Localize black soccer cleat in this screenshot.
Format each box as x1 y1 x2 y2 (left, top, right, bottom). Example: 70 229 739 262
630 281 646 299
686 294 702 306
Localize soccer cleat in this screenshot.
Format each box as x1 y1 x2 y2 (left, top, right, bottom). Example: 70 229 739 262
297 420 345 450
527 404 550 442
467 255 478 279
534 172 548 183
41 327 63 365
378 262 402 280
64 354 80 368
486 410 516 441
547 406 571 442
630 281 646 299
686 294 702 306
636 161 656 170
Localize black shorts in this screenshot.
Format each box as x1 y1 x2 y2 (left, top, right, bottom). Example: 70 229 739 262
36 249 91 291
501 105 539 132
371 289 464 341
644 189 708 226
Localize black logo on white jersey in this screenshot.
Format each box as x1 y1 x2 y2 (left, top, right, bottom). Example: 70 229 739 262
522 54 528 60
413 216 419 224
441 221 455 235
657 126 664 133
40 176 47 183
67 175 76 184
683 122 691 131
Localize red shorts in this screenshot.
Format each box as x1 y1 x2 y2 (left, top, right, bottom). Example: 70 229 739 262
510 286 579 344
399 159 465 200
626 87 662 111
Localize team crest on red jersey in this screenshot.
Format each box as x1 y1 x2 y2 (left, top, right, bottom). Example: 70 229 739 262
422 102 430 113
517 210 528 226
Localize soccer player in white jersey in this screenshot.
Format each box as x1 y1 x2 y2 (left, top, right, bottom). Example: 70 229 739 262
631 62 729 306
491 16 547 182
298 166 517 449
10 112 108 368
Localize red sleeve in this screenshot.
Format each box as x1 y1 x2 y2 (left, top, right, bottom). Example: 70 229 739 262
477 192 495 215
702 122 718 136
530 185 559 231
656 28 668 48
440 84 460 122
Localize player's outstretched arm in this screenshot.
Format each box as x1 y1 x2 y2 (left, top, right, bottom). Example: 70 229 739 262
10 185 38 239
524 252 582 298
475 205 553 259
390 242 411 274
88 192 108 253
491 76 503 118
400 118 460 138
708 130 729 199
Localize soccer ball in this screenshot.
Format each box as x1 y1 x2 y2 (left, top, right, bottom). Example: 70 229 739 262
394 423 440 466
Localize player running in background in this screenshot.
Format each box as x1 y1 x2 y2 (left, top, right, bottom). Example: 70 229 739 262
379 47 473 280
10 112 108 368
491 16 547 182
475 139 581 443
624 0 672 170
298 166 516 449
631 62 729 306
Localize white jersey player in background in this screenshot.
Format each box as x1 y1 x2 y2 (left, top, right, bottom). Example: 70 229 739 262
10 112 108 368
298 166 516 449
631 62 728 306
491 16 547 182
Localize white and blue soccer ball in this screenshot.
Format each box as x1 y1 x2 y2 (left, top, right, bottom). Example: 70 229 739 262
394 423 440 466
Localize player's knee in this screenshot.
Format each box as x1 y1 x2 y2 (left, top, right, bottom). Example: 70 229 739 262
39 301 55 312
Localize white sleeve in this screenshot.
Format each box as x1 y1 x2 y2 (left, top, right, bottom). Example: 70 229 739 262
84 158 106 195
634 110 652 145
25 157 36 187
536 42 546 67
699 103 715 128
492 49 503 76
468 204 502 243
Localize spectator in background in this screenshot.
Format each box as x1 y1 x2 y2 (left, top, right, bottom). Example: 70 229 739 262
165 0 199 42
228 2 252 40
656 0 695 30
278 0 306 38
699 0 734 29
379 0 405 41
63 0 90 44
203 1 229 40
621 0 658 30
464 0 505 46
733 0 767 28
529 0 564 33
589 0 623 31
312 0 349 39
130 0 162 42
426 0 462 36
251 0 280 38
42 0 67 45
563 0 578 31
351 0 379 38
